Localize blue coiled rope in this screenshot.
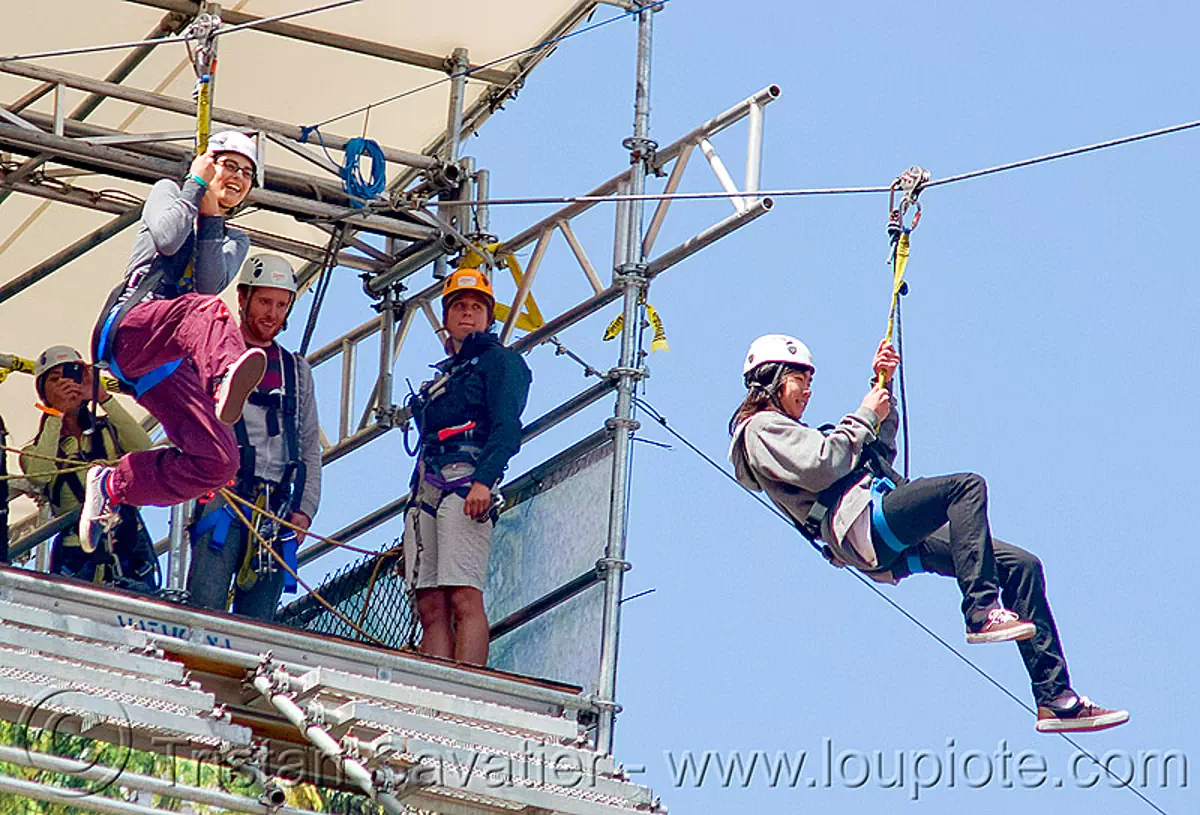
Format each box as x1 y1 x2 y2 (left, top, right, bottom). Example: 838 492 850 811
340 136 386 207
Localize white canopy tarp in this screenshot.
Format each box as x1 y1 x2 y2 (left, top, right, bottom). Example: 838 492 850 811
0 0 599 528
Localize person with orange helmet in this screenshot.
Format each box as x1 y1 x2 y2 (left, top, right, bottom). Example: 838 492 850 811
728 333 1128 734
402 267 532 665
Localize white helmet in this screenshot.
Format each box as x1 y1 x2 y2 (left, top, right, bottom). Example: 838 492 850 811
239 254 298 295
208 130 258 175
34 345 84 379
35 345 86 401
743 334 814 378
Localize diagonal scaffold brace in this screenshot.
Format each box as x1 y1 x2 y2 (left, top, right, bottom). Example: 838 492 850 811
250 659 414 814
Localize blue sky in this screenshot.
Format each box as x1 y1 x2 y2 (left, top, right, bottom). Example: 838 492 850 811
272 2 1199 813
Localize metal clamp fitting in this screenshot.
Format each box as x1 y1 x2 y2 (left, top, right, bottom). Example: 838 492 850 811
303 699 327 727
607 366 648 381
605 417 641 432
373 766 398 794
622 135 658 166
590 696 624 714
595 557 632 577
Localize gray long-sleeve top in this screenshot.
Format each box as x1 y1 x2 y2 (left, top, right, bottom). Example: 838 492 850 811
238 345 322 520
730 386 899 575
121 177 249 302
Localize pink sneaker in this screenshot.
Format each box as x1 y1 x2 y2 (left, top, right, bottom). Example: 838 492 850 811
966 608 1036 644
1037 694 1129 733
214 348 267 425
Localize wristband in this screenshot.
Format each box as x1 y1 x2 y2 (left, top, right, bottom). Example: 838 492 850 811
35 403 63 418
188 173 209 189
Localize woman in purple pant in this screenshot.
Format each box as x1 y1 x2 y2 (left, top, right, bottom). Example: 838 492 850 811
81 131 268 551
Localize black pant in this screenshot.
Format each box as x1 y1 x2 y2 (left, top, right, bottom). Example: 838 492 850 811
875 473 1071 706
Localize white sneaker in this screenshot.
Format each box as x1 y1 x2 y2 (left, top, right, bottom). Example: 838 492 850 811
78 465 118 554
966 608 1037 644
214 348 267 425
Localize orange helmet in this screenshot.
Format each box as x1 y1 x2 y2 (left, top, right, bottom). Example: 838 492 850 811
442 268 495 312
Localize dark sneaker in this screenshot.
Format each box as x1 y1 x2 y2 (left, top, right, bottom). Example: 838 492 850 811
78 465 118 554
1037 694 1129 733
215 348 267 425
966 608 1036 644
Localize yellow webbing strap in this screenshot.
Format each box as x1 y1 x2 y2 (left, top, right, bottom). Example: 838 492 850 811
459 246 546 332
233 491 269 595
195 78 212 155
878 231 910 387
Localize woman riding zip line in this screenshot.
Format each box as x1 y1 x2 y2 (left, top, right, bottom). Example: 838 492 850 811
728 333 1128 733
81 131 268 551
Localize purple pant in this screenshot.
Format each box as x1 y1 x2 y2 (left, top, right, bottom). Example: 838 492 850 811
108 294 246 507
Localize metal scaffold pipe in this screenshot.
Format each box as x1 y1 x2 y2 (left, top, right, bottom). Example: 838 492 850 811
251 669 407 815
166 501 191 597
0 744 309 815
0 774 179 815
474 167 491 236
597 0 655 757
0 60 437 169
0 208 141 306
435 47 470 280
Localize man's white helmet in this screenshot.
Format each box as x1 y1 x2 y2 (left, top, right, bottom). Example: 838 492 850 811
34 345 84 379
208 130 258 175
239 254 298 295
743 334 814 378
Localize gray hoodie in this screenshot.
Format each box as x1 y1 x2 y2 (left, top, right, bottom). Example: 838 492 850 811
238 345 322 520
729 388 898 578
124 177 250 301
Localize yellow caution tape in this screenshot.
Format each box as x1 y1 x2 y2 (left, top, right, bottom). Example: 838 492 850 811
603 303 670 352
0 353 124 394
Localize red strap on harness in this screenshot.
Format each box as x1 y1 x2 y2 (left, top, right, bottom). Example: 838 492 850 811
437 420 477 442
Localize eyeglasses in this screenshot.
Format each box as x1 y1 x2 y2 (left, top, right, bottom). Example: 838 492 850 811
216 158 255 180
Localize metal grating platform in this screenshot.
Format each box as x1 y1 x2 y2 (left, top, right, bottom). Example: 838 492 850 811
0 568 663 815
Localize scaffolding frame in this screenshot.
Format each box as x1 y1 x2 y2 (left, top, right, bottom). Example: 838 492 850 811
0 1 777 809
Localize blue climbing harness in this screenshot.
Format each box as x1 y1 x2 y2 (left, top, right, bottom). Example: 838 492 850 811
869 476 925 577
95 304 182 397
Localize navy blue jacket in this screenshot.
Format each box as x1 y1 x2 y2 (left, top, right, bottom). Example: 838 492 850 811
416 332 532 487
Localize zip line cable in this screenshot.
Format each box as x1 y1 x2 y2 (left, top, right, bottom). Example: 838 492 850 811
0 33 199 65
450 114 1200 209
305 0 670 132
631 395 1170 815
211 0 364 38
0 0 364 64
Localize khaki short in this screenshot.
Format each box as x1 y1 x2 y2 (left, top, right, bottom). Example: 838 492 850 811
403 473 493 591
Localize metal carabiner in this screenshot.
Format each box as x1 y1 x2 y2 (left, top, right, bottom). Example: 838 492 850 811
887 165 931 241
